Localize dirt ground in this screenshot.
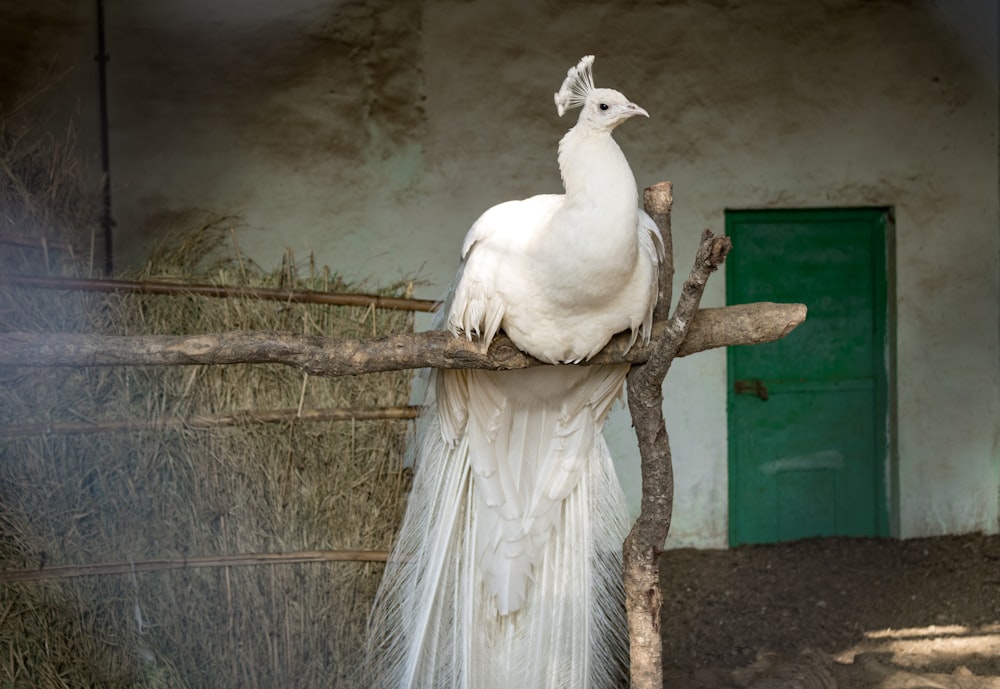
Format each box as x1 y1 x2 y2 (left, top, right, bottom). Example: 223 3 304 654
660 533 1000 689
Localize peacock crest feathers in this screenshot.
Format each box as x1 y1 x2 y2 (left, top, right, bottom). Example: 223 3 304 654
554 55 596 117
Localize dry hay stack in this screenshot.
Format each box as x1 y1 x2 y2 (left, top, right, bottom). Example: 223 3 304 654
0 119 413 688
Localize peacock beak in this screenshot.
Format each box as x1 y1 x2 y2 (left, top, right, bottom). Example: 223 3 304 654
625 103 649 119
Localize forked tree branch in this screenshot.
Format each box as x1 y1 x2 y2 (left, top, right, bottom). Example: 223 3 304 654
624 183 742 689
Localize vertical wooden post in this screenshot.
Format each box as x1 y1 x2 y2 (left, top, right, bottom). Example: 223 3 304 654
624 183 731 688
624 182 674 689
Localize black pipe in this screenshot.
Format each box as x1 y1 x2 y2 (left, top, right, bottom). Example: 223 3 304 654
95 0 113 275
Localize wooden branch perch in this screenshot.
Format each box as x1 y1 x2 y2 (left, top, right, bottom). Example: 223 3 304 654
0 303 804 375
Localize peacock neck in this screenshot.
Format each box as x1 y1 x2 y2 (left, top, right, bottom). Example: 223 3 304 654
558 126 638 209
547 125 641 277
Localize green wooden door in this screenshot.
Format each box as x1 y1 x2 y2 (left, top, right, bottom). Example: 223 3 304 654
726 208 891 545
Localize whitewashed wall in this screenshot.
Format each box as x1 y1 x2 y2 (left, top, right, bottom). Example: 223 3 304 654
8 0 999 547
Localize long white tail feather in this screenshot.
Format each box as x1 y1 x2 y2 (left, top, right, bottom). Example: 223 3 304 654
367 365 630 689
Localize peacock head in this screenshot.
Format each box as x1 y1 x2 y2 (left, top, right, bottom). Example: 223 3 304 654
553 55 648 132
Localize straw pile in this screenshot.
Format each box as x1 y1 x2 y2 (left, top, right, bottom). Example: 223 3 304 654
0 118 413 688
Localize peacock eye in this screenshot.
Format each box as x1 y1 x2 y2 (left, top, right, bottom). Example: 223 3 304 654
599 103 609 111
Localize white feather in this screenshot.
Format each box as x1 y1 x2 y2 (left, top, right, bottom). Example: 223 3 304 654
367 55 658 689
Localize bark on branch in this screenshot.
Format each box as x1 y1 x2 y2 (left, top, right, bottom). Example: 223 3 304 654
0 303 804 375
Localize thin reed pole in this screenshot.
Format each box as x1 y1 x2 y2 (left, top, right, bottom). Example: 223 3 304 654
0 550 392 583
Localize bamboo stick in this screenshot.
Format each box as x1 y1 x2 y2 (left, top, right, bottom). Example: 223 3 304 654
0 405 421 438
0 273 440 313
0 234 80 253
0 550 392 583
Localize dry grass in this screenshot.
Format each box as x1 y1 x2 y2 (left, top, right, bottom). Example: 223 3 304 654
0 114 100 273
0 118 412 688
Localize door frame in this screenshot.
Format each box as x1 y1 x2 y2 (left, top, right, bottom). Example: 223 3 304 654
724 207 898 545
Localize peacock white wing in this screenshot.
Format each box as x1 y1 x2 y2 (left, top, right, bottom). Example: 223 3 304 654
448 194 564 347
